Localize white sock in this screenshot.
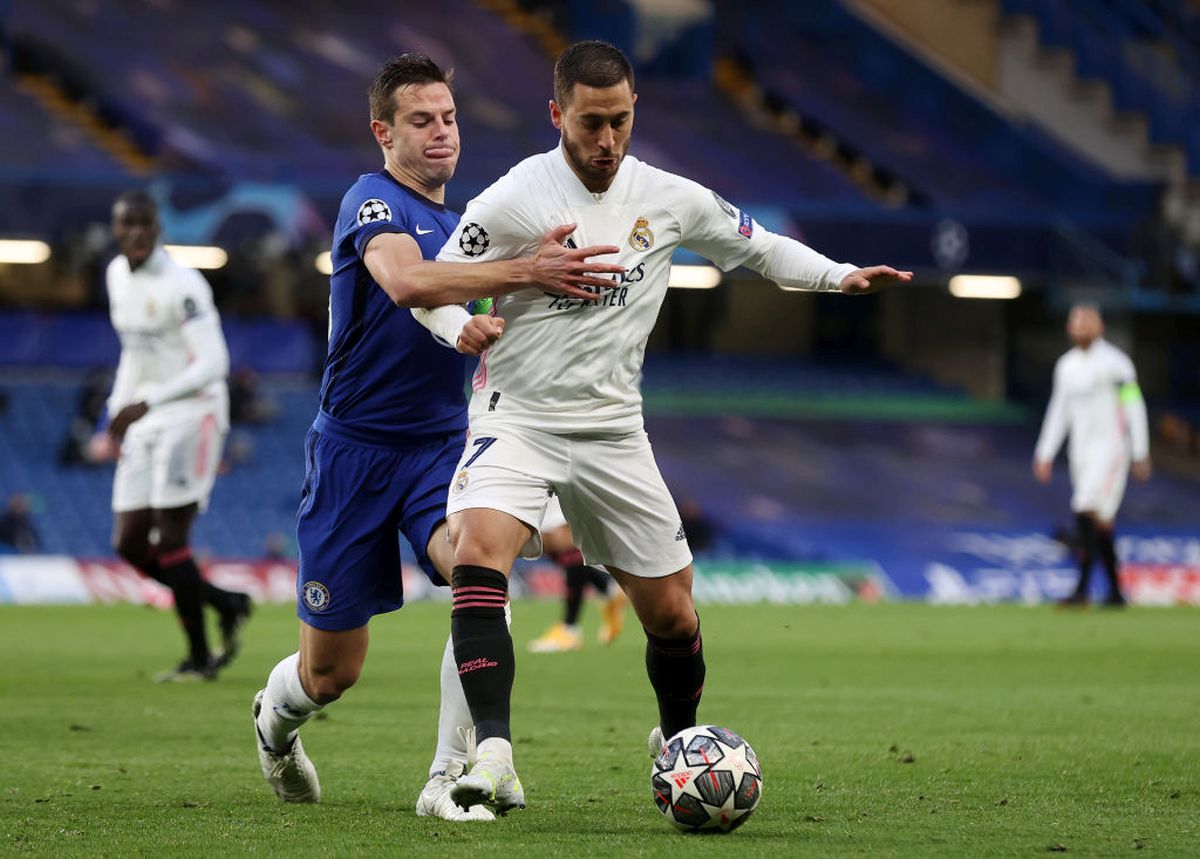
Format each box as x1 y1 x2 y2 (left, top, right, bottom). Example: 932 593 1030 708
428 604 513 778
429 633 473 778
256 652 321 754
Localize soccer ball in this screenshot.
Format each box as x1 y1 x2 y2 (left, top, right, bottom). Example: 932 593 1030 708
651 725 762 833
458 222 490 257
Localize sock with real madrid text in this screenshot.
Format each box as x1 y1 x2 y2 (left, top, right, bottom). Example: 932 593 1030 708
429 603 513 778
451 565 514 745
159 546 210 666
256 652 322 754
645 616 705 741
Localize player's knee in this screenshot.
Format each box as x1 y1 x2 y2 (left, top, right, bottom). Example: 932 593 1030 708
640 593 698 640
114 533 150 567
301 659 360 705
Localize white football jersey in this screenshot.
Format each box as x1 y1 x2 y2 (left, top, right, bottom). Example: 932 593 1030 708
1035 338 1148 466
106 246 229 430
437 145 851 433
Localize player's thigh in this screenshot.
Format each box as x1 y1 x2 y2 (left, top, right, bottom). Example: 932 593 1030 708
149 413 225 512
395 432 469 586
112 425 155 514
446 421 563 567
295 430 405 631
562 431 693 577
608 563 697 639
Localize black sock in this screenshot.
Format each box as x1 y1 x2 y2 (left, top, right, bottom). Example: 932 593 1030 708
130 555 171 588
160 547 210 665
1096 528 1124 601
451 565 514 742
1073 514 1096 599
585 565 611 595
201 580 243 616
645 618 705 740
563 565 588 625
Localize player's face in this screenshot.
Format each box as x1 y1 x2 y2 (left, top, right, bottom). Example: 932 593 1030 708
111 201 159 268
376 82 459 192
1067 306 1103 347
551 80 636 193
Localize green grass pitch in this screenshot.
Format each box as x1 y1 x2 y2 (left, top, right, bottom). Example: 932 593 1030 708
2 601 1197 857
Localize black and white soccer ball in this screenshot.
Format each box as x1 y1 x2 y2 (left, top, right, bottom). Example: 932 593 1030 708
651 725 762 833
458 222 490 257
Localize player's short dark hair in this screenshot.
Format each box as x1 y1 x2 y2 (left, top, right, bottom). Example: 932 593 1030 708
369 53 453 122
553 40 634 106
112 189 156 216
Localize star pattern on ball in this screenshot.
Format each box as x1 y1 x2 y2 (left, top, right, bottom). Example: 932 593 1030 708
356 199 392 225
459 222 490 257
651 726 762 832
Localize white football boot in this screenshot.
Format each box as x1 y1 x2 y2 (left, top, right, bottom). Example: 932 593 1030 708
417 761 496 822
648 726 665 758
253 689 321 803
451 747 525 816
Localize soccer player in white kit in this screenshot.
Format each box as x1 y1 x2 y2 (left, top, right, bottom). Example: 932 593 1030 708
95 191 250 681
1034 303 1151 606
428 41 913 813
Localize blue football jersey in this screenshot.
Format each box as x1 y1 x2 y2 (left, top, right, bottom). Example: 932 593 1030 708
318 171 466 444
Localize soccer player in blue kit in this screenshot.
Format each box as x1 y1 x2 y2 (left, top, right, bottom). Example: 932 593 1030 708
250 54 623 818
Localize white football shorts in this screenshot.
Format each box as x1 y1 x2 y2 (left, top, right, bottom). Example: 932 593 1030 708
1069 448 1129 523
112 409 226 513
446 416 692 578
540 493 568 533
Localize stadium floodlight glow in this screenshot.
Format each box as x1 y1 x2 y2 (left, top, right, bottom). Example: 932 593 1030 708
314 251 333 276
668 265 721 289
0 239 51 264
948 275 1022 299
164 245 228 270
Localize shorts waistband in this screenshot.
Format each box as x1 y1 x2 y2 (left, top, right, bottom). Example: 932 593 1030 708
313 411 463 451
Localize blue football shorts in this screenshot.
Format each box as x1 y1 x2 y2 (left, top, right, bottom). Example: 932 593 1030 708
294 424 464 631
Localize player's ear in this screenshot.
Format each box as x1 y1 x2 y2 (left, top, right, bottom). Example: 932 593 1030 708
549 99 563 130
370 119 392 149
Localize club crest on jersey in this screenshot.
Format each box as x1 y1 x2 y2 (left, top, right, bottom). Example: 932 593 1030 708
459 223 490 257
145 298 156 318
453 469 470 494
628 216 654 251
356 198 392 225
301 581 331 612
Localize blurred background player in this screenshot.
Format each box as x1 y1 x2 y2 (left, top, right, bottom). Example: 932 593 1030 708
1034 303 1151 607
91 190 251 681
249 53 622 818
528 495 627 653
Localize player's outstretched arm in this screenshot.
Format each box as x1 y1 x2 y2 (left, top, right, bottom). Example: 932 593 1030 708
365 224 624 308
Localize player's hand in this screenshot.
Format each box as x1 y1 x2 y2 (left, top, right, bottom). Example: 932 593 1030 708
528 223 624 301
457 315 505 356
86 431 119 463
839 266 913 295
107 402 149 439
1032 459 1053 484
1132 458 1152 482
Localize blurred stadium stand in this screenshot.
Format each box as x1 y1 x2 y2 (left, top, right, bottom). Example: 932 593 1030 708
0 1 1195 586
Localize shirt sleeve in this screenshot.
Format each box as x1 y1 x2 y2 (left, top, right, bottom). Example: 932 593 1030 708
678 180 855 290
136 271 230 407
1035 359 1070 463
345 191 409 260
1114 352 1150 461
436 188 540 264
411 304 471 349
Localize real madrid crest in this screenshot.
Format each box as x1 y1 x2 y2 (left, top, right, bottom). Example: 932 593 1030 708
628 216 654 252
453 469 470 494
145 298 156 318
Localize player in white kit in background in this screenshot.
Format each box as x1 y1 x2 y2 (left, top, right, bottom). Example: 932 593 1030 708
93 191 251 681
1034 303 1151 606
428 40 912 814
